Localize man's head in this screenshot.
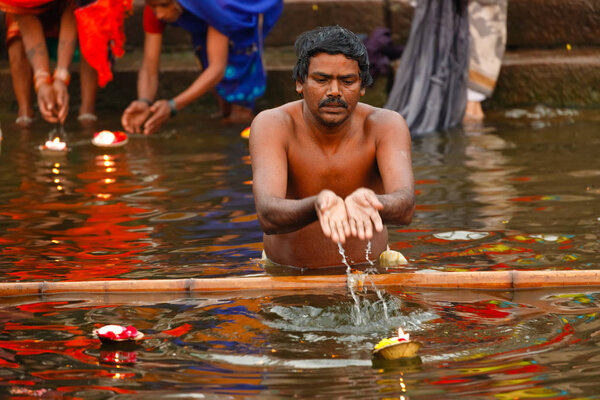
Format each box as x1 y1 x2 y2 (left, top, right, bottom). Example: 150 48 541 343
293 26 372 128
146 0 182 23
292 26 373 89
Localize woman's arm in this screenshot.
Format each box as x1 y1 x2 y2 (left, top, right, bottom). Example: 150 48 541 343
53 2 78 123
142 25 228 135
173 25 228 109
138 31 162 102
121 31 162 133
14 13 57 122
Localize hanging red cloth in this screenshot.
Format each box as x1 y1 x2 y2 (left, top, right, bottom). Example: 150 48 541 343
75 0 132 87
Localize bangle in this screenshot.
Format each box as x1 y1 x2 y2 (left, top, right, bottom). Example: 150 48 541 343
168 98 177 117
138 98 152 106
53 67 71 86
33 69 52 93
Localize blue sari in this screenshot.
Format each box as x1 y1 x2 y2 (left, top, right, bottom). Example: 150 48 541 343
172 0 283 109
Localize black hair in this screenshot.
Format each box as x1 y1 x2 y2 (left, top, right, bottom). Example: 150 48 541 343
292 25 373 88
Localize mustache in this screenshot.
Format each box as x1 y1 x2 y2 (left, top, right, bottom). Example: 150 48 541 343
319 98 348 108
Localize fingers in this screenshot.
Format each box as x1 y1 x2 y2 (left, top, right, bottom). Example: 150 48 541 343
343 188 385 240
56 97 68 124
39 101 57 123
352 216 369 241
143 115 161 135
349 217 358 238
121 105 135 133
144 101 169 135
122 102 151 134
327 218 348 244
366 193 384 210
316 191 350 244
371 211 384 233
54 83 69 123
319 213 332 239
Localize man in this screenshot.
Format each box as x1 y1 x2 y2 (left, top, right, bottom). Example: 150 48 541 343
250 26 415 269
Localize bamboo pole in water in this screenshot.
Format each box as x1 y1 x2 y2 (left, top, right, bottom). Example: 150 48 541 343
0 270 599 297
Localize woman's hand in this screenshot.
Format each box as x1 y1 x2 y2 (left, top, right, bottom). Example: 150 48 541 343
121 100 152 134
344 188 384 240
37 82 58 123
316 189 351 244
52 79 69 123
142 99 172 135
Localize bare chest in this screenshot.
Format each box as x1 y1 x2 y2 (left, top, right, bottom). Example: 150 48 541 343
286 135 381 198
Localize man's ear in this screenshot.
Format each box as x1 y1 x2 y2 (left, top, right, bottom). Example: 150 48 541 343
360 87 366 96
295 80 303 96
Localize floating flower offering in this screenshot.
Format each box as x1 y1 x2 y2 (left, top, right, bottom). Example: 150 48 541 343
93 324 143 344
373 327 422 360
92 130 129 148
40 137 67 153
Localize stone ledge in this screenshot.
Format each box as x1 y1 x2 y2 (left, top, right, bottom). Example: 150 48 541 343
491 48 600 108
507 0 600 48
122 0 600 49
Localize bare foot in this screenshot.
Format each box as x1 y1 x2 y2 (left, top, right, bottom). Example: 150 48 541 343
78 112 98 128
211 92 231 119
463 100 484 124
221 104 254 125
14 114 34 128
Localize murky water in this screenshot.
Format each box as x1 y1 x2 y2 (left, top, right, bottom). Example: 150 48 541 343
0 108 599 398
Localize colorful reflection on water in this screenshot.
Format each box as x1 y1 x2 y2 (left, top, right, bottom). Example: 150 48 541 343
0 108 599 397
0 109 599 279
1 288 600 398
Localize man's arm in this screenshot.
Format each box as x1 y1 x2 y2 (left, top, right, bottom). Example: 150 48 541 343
250 109 316 234
250 109 351 242
373 109 415 225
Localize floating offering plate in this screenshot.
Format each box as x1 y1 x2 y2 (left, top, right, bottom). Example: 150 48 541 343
92 130 129 148
373 328 422 360
93 324 143 344
39 137 68 155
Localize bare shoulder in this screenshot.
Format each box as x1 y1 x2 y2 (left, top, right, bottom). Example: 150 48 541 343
360 104 410 138
250 101 300 141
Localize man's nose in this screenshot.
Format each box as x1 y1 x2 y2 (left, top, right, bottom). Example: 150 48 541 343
327 80 340 96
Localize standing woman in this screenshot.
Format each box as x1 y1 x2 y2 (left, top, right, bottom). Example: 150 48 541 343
121 0 283 135
0 0 131 125
0 0 79 124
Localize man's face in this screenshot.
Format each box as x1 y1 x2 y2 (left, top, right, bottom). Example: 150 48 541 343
147 0 182 23
297 53 365 128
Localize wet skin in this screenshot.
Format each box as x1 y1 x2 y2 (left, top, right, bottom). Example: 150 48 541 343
250 53 415 268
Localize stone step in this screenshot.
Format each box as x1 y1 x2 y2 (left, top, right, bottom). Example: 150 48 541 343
3 0 595 55
0 46 598 115
119 0 600 50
